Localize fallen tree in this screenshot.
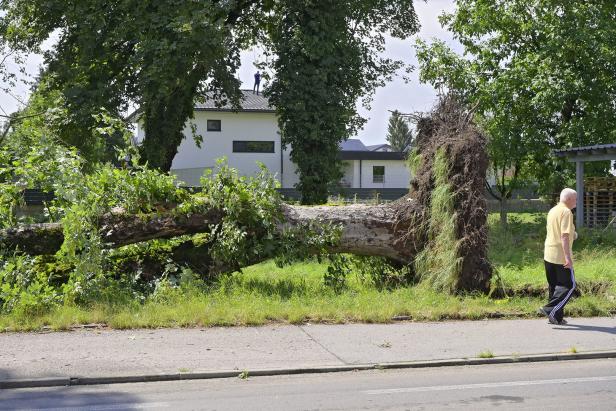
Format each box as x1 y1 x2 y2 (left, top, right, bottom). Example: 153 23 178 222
0 97 491 293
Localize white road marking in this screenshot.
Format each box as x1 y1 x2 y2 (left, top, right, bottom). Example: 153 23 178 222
364 375 616 395
18 401 170 411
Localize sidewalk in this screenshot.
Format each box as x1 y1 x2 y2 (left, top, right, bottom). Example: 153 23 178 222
1 317 615 386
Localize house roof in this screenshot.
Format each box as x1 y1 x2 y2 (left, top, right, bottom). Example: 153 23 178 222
554 143 616 162
366 143 392 152
127 89 274 122
553 143 616 157
194 89 275 113
339 139 367 151
338 139 405 159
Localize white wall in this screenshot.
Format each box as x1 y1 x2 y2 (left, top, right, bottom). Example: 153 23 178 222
340 161 354 187
360 160 411 189
281 147 299 189
135 112 412 189
165 111 281 186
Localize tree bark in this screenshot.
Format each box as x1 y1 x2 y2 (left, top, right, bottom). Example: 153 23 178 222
499 197 508 227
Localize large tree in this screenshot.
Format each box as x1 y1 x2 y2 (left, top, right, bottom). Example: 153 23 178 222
264 0 419 204
415 0 616 222
0 0 255 168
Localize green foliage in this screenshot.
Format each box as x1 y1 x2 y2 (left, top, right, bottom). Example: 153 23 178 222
7 74 126 166
0 133 84 227
1 0 250 170
0 129 344 314
197 161 283 269
0 111 190 309
386 111 413 152
477 350 494 359
324 255 351 293
263 0 420 204
324 254 413 293
406 148 422 176
352 256 414 290
0 253 62 317
3 219 615 330
56 162 187 304
273 222 342 268
416 0 616 198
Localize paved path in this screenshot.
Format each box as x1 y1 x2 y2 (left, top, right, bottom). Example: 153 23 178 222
1 317 615 381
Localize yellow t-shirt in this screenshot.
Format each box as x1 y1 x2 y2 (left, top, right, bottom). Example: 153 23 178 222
544 202 576 265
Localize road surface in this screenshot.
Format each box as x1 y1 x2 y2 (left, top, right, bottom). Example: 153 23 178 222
2 358 615 410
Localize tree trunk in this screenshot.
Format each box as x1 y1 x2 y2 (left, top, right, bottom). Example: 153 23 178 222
499 197 508 227
0 202 418 263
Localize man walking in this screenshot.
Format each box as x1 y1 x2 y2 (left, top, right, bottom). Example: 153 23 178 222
538 188 577 325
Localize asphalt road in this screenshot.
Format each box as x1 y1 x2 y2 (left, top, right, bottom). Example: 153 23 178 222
2 359 616 410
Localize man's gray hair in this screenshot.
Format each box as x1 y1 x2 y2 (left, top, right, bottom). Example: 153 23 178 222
560 188 577 202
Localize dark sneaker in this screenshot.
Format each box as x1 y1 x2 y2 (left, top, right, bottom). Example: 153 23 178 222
548 316 566 325
537 307 549 317
559 318 568 325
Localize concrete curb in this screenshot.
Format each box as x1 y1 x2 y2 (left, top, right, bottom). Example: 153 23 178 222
2 350 616 390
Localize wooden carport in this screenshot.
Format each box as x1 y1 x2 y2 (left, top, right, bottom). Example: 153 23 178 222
554 143 616 228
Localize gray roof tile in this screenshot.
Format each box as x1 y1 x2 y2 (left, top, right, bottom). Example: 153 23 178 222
339 139 367 151
366 144 392 152
195 89 274 112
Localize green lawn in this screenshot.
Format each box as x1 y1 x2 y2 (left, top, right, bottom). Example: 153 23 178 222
2 213 615 331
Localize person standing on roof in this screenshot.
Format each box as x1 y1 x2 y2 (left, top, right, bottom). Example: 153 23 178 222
253 71 261 95
537 188 578 325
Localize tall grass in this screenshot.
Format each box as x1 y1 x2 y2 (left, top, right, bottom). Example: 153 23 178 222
414 148 461 291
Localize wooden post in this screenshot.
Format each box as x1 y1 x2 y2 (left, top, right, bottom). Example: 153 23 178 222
576 161 584 227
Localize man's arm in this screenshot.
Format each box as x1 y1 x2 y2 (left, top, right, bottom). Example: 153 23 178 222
561 233 573 268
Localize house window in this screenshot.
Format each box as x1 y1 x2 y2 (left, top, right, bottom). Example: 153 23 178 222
373 166 385 183
233 141 275 153
207 119 222 132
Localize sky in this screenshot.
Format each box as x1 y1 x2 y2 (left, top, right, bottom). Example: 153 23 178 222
1 0 461 145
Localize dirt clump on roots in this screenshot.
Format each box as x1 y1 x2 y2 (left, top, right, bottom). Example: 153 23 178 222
395 95 492 293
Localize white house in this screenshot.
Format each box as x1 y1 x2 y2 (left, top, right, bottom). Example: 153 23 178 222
133 90 411 190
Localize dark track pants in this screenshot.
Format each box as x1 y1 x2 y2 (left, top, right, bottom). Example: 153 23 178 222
542 260 576 322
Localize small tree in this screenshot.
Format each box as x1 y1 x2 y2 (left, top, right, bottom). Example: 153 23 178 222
386 110 413 152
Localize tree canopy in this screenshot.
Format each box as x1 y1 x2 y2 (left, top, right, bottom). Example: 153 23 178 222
0 0 255 167
0 0 420 203
416 0 616 200
263 0 419 203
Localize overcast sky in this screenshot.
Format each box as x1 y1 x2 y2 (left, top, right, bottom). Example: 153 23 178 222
1 0 460 145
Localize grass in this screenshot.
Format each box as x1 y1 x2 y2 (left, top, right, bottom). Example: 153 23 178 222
477 350 495 359
1 212 615 332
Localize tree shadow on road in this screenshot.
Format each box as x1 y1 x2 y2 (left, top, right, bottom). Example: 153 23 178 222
0 369 145 410
553 323 616 335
